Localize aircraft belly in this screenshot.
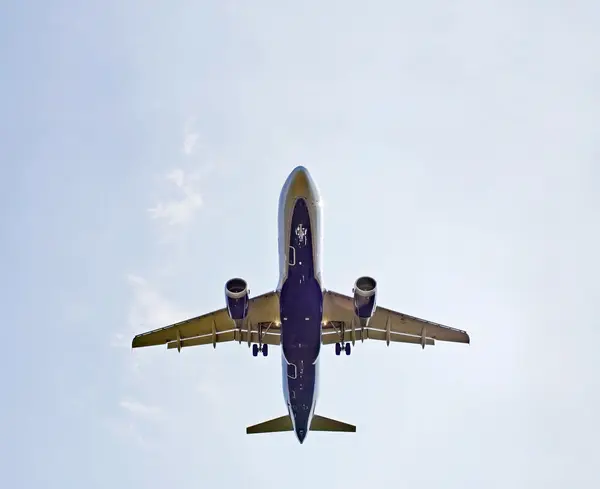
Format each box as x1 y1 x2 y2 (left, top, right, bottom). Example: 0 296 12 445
280 197 322 439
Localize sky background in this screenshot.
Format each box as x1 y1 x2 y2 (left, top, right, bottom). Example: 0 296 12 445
1 1 599 488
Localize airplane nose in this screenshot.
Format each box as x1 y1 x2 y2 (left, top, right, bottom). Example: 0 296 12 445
291 165 309 175
286 166 319 201
290 165 310 185
296 429 306 444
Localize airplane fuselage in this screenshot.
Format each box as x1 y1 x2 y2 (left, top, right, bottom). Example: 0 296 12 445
277 166 323 444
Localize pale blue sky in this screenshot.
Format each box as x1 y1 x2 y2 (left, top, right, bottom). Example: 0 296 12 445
1 1 599 488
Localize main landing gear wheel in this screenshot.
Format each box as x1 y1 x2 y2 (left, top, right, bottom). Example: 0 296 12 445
252 344 268 357
335 343 341 356
345 342 351 356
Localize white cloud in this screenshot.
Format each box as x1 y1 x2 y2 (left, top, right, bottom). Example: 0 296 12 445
110 277 186 449
147 168 203 226
126 273 189 331
110 332 127 348
103 417 160 452
166 168 185 187
183 131 199 156
112 273 184 349
112 124 227 459
119 399 163 419
182 118 200 156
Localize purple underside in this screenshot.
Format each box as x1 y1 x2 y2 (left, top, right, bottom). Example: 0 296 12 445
280 198 322 439
227 296 248 320
355 294 376 318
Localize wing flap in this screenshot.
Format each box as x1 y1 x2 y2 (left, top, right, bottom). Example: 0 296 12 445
167 331 234 349
167 330 281 350
321 328 434 346
365 328 434 345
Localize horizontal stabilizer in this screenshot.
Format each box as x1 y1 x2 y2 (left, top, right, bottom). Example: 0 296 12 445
310 415 356 433
246 415 293 434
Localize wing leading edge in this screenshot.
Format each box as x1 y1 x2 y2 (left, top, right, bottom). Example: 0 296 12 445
131 291 281 350
322 290 470 347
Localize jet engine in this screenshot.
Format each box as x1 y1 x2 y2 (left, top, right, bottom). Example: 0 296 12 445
225 278 249 326
352 276 377 327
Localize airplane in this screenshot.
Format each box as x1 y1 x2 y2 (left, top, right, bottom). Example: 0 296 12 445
131 166 470 444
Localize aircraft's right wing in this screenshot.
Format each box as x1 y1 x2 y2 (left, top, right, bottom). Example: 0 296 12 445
322 290 470 347
131 291 281 351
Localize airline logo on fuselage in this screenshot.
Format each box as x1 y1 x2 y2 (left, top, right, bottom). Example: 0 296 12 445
295 223 307 245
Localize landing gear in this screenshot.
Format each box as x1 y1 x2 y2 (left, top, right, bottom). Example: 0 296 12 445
335 342 352 356
250 323 271 358
332 321 352 356
252 343 268 357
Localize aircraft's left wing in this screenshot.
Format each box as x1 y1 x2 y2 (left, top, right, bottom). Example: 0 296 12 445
322 290 469 347
131 291 281 350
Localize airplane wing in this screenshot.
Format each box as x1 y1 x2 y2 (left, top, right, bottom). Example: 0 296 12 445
321 290 469 347
131 291 281 351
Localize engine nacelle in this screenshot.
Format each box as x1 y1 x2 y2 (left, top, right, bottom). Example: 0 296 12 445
353 276 377 327
225 278 249 324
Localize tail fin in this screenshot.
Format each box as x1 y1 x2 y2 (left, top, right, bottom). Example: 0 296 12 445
310 415 356 432
246 415 293 434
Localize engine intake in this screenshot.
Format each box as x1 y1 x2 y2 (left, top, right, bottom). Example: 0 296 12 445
225 278 249 322
353 276 377 324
